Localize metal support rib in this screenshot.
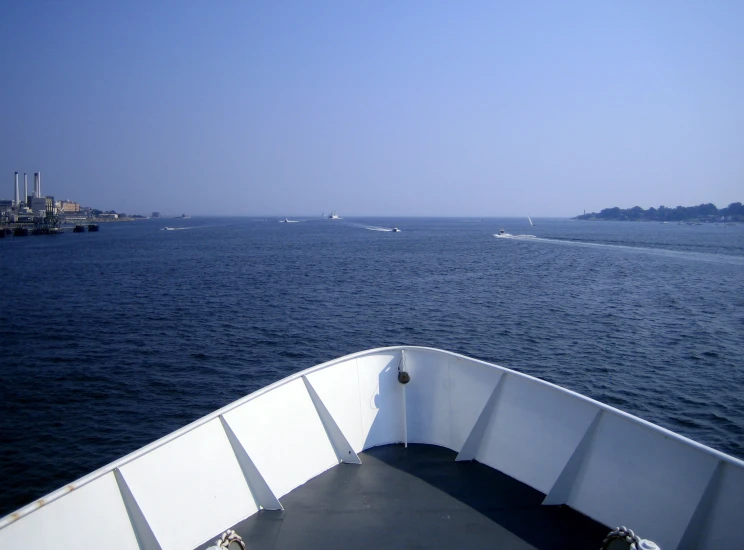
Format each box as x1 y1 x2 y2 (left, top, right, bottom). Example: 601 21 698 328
114 468 162 550
302 376 362 464
219 415 283 510
456 373 507 461
678 460 725 550
542 409 603 505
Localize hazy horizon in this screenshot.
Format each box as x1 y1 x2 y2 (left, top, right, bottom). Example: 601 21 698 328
2 2 742 217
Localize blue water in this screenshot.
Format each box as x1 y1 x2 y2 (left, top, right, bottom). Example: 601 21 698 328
1 217 743 516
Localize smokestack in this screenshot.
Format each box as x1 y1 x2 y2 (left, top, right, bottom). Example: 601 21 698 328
34 172 40 198
23 173 28 204
14 172 19 207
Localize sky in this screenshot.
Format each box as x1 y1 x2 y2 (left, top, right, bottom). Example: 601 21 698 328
1 1 742 217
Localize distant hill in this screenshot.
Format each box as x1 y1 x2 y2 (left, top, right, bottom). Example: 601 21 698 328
575 202 743 222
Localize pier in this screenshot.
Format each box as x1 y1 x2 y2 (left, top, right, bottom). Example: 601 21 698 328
0 221 100 238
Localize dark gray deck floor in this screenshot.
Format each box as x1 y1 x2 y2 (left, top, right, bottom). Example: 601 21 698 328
198 444 609 549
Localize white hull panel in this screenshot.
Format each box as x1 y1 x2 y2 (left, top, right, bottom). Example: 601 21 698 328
2 346 743 549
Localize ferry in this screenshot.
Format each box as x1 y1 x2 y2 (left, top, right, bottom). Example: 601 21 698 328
1 347 742 549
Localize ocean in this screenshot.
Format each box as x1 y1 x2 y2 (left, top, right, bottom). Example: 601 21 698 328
1 217 743 517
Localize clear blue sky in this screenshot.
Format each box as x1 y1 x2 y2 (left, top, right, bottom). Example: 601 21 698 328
1 1 742 216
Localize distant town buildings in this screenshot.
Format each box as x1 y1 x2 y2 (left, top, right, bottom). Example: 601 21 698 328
1 172 146 227
60 200 80 213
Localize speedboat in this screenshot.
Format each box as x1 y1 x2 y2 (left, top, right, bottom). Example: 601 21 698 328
392 227 400 232
1 346 741 549
282 218 289 223
498 228 506 235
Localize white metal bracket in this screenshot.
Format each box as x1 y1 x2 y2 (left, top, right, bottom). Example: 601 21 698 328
302 376 362 464
455 373 507 461
114 468 162 550
219 415 283 510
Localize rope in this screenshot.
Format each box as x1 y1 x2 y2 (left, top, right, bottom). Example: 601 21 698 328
600 526 648 550
209 529 246 550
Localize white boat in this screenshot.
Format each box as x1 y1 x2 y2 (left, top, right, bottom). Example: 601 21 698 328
328 211 340 219
2 346 743 549
392 227 400 232
528 215 535 227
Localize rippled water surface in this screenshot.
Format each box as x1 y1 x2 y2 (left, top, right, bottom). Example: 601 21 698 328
1 217 743 516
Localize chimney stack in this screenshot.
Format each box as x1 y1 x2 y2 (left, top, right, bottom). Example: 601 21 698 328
23 173 28 205
14 172 20 207
34 172 41 198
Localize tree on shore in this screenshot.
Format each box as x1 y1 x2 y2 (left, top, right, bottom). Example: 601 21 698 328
576 202 743 222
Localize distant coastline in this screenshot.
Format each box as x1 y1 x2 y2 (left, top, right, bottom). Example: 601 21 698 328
575 202 743 222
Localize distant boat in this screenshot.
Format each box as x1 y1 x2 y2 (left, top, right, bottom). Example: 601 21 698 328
498 228 506 235
282 218 289 223
328 211 340 220
527 215 535 227
392 227 400 232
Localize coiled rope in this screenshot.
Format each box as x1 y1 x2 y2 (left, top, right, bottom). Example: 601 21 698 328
207 529 246 550
600 526 659 550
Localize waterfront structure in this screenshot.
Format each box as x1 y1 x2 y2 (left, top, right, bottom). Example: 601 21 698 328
29 196 54 218
2 171 139 227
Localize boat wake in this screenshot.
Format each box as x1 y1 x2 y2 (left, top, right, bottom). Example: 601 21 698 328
344 222 399 232
162 226 192 231
365 226 396 232
494 233 536 239
496 235 744 265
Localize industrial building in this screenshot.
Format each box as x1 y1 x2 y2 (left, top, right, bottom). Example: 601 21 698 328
0 171 57 227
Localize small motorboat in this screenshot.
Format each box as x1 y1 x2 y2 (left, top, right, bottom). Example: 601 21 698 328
392 227 400 232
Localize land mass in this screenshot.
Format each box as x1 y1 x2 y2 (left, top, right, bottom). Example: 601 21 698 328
575 202 743 222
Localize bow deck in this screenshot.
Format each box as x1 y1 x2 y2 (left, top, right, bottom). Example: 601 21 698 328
197 444 607 550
